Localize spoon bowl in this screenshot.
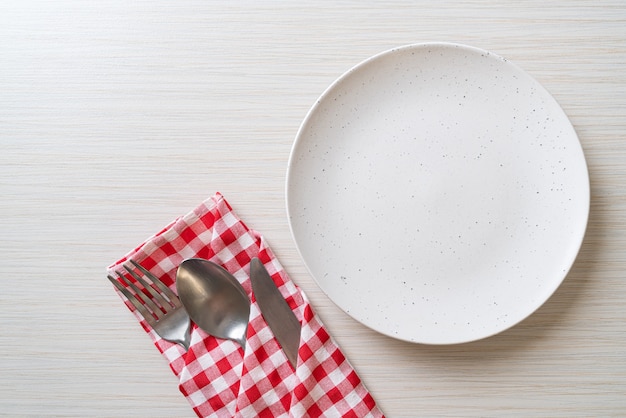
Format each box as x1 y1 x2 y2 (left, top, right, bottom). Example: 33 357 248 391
176 258 250 348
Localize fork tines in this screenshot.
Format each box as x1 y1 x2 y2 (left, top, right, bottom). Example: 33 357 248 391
107 260 180 325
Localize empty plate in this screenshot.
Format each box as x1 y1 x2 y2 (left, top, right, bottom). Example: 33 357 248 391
286 43 589 344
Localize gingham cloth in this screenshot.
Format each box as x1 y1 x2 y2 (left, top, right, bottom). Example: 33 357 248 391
107 193 384 417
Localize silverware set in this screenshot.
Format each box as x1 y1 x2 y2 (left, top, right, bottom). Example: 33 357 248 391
108 257 300 368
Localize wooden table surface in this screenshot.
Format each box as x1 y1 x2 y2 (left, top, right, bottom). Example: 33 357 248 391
1 1 625 416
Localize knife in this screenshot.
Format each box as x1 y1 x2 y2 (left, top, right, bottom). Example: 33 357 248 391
250 257 301 368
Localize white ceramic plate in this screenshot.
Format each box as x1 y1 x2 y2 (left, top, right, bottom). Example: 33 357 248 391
286 43 589 344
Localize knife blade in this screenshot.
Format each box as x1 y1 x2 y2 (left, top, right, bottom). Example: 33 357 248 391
250 257 301 368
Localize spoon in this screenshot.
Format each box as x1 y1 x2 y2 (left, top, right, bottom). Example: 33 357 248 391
176 258 250 348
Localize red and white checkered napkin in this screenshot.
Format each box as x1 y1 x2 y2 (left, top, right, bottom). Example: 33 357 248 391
107 193 384 418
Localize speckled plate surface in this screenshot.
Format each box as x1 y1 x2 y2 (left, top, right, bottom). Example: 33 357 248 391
286 43 589 344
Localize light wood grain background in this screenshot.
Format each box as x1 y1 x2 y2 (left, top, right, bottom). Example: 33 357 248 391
1 1 625 416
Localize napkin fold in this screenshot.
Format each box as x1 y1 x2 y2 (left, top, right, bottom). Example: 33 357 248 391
107 193 384 417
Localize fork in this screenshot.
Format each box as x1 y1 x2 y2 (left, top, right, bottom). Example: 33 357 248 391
108 260 191 350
